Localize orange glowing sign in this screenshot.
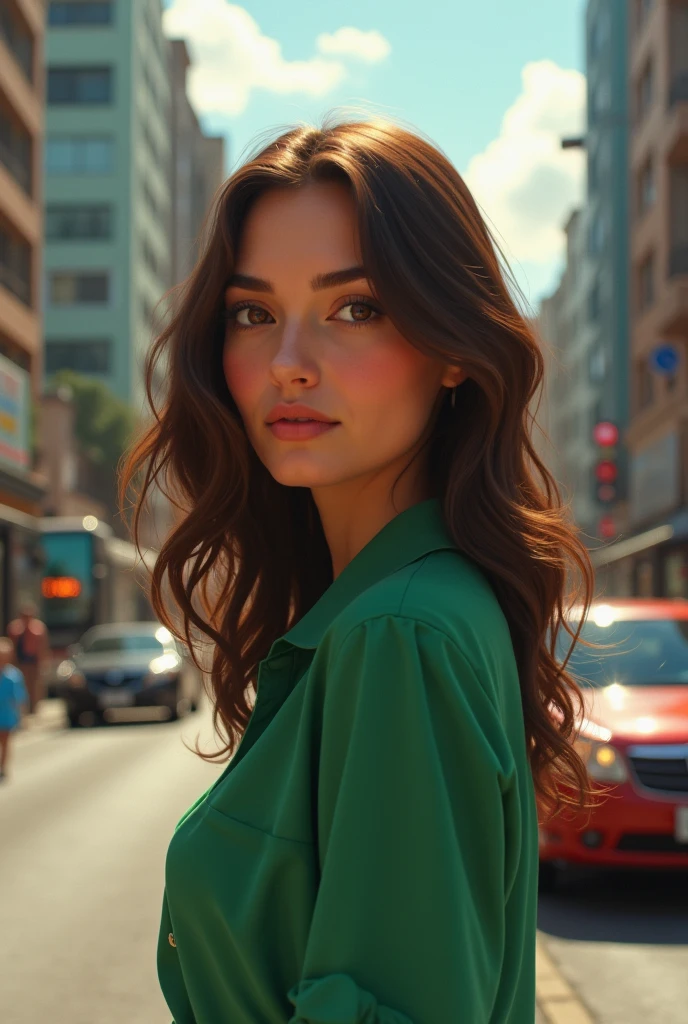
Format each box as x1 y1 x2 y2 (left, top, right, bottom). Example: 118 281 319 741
41 576 82 599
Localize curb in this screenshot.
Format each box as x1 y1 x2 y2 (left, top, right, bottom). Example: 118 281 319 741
536 937 595 1024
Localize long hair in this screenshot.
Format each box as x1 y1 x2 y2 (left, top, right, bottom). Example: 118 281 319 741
121 117 596 815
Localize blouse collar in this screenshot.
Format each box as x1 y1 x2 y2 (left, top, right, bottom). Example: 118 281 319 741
282 498 456 651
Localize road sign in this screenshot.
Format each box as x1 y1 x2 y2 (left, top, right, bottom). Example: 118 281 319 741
593 421 619 447
650 344 680 376
599 515 616 540
595 460 618 484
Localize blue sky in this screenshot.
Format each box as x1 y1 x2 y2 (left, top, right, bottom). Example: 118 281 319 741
163 0 588 305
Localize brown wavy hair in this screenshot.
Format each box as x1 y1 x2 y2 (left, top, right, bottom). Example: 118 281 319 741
122 116 596 815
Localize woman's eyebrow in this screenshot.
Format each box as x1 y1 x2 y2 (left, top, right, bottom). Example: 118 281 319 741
227 266 367 294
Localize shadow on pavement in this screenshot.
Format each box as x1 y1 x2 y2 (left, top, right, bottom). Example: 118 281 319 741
538 867 688 944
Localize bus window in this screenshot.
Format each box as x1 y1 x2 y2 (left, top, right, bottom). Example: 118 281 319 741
40 532 94 633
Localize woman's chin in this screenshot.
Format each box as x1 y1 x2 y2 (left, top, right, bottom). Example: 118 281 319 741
266 455 347 490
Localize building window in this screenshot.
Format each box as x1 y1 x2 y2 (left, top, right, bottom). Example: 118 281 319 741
589 9 610 58
638 252 655 311
588 212 606 255
637 359 654 410
45 136 114 174
46 204 113 241
47 67 113 105
636 59 654 123
588 346 606 383
635 0 654 32
0 223 31 305
49 271 110 305
0 4 33 82
637 155 656 215
48 2 114 26
0 108 32 195
46 340 111 375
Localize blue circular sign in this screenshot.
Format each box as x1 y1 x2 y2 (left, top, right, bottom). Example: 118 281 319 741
650 344 680 375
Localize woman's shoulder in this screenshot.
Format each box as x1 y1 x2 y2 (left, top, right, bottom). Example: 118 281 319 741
325 548 513 670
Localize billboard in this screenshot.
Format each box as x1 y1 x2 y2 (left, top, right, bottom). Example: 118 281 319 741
0 352 30 469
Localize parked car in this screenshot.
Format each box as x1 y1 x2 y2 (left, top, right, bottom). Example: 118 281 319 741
539 599 688 888
56 622 204 728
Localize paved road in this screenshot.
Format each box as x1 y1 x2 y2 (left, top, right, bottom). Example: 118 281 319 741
537 866 688 1024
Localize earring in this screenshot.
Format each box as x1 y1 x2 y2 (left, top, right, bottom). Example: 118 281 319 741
450 386 457 409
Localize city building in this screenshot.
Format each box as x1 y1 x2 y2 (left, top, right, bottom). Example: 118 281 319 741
0 0 48 626
169 38 225 288
584 0 631 548
43 0 172 410
537 210 600 541
595 0 688 597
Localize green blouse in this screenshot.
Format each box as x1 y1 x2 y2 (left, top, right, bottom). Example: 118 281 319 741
158 499 538 1023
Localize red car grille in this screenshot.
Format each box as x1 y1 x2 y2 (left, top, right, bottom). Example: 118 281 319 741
629 756 688 794
616 833 688 854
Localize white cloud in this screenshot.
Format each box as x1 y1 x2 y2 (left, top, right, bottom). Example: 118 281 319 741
163 0 391 117
464 60 586 273
316 27 391 64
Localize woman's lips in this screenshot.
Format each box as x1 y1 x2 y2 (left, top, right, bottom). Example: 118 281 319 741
268 419 339 441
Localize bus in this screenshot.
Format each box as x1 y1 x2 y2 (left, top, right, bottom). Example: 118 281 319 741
39 516 157 659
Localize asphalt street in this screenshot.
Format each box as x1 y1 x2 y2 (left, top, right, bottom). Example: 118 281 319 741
1 702 686 1024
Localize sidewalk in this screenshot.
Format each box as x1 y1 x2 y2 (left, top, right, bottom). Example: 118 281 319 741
536 937 595 1024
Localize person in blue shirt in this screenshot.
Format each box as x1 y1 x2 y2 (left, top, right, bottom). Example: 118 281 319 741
0 636 28 781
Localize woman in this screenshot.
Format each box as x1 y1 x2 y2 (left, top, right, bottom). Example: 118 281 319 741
123 118 594 1024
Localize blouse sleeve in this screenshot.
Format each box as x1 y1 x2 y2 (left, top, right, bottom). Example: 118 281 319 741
287 615 518 1024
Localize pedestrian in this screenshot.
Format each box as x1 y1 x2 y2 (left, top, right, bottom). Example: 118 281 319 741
123 117 596 1023
8 601 48 715
0 636 28 781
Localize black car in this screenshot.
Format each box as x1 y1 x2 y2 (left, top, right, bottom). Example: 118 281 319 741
56 622 204 727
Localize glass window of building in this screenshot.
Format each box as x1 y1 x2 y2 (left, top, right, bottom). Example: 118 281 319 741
46 136 114 174
638 156 656 215
637 358 654 410
46 204 113 241
49 271 110 305
0 223 31 305
47 67 113 105
636 59 654 123
635 0 654 32
588 212 606 254
638 252 655 310
0 3 33 82
45 340 111 375
49 2 114 26
0 106 32 195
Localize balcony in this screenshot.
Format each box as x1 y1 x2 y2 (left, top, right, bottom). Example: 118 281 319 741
660 245 688 335
665 74 688 164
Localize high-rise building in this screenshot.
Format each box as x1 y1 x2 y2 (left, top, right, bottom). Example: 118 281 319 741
584 0 631 546
0 0 48 625
600 0 688 597
536 210 599 539
169 39 226 288
43 0 172 410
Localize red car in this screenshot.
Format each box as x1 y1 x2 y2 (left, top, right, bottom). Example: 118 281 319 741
539 598 688 888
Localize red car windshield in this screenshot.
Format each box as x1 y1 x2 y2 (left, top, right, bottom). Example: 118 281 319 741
559 618 688 687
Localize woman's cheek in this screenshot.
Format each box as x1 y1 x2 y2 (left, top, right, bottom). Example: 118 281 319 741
223 342 260 409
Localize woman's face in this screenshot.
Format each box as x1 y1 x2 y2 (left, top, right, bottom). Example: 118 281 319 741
223 182 462 493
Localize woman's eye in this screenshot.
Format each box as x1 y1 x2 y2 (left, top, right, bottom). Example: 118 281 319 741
333 301 381 325
234 306 273 326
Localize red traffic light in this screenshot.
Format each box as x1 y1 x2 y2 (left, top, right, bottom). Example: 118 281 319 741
595 460 618 483
593 421 619 447
599 515 616 540
597 484 616 503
